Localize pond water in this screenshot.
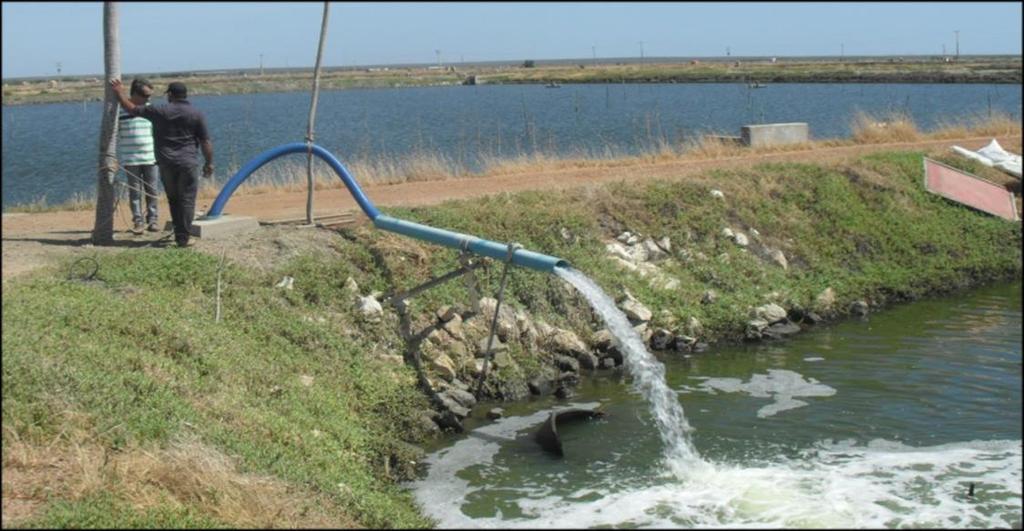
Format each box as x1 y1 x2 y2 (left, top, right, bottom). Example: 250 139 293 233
409 281 1022 528
2 82 1020 209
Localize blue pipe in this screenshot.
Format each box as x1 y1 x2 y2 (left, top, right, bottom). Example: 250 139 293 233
207 142 380 220
203 143 569 273
374 215 568 272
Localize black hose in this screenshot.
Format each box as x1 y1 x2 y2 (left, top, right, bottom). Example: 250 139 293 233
66 256 99 282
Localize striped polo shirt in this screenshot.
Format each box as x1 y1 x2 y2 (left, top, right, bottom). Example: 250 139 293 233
118 104 156 166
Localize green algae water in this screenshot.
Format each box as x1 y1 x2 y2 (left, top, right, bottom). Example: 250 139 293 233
409 281 1022 528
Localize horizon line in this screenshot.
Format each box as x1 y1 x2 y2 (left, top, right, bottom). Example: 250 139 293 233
4 52 1022 82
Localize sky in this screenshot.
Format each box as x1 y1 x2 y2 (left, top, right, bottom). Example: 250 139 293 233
2 1 1022 79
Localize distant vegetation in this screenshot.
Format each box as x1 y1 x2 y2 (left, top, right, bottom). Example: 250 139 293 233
3 56 1021 105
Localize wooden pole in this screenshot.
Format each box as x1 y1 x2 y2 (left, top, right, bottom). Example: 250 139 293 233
92 2 120 245
305 1 330 225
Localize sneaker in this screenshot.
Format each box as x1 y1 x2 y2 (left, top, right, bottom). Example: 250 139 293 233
176 238 194 248
130 223 145 235
146 223 160 232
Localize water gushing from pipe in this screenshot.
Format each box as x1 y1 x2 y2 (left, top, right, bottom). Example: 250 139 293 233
554 265 707 477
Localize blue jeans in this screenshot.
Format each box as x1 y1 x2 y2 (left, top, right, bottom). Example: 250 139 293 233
159 163 199 245
125 164 160 226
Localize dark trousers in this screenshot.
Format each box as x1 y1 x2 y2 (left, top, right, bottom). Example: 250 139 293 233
159 163 199 245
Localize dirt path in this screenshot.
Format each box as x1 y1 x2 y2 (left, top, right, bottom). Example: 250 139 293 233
3 136 1019 281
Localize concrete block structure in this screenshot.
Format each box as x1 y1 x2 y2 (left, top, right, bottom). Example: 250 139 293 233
741 123 810 147
188 215 260 239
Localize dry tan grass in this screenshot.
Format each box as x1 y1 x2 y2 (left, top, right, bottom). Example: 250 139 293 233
479 152 595 175
958 113 1022 137
48 112 1019 213
477 147 711 176
351 151 461 184
850 111 922 143
928 119 973 140
928 112 1022 140
2 428 357 528
681 135 747 159
681 134 825 161
371 230 432 267
637 137 682 162
5 192 94 214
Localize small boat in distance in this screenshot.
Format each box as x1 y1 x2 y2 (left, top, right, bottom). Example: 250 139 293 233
747 82 768 89
545 82 562 88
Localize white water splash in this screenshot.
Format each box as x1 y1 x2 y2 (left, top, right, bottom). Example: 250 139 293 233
411 411 1022 528
554 266 704 474
411 268 1023 527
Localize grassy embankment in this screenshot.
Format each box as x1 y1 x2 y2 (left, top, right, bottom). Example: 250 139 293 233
5 111 1021 214
4 144 1022 527
3 57 1020 105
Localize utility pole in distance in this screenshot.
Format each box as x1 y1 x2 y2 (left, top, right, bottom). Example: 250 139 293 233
435 49 441 67
954 30 960 61
638 41 644 64
259 53 264 75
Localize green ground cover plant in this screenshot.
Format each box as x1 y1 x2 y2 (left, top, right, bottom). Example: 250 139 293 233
3 150 1020 527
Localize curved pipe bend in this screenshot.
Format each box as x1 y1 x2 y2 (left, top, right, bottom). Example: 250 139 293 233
203 142 568 273
206 142 380 220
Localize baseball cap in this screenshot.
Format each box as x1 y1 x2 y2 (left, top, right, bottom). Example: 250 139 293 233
165 82 188 98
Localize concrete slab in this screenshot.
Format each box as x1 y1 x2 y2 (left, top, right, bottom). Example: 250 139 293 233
741 123 809 147
187 215 260 239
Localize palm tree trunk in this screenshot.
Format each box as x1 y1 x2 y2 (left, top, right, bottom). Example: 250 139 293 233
92 2 120 245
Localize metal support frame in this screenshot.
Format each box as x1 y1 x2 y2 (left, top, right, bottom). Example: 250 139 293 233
474 243 521 398
381 243 519 413
383 254 484 309
383 250 492 432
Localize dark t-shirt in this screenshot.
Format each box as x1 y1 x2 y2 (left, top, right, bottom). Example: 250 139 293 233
131 100 209 168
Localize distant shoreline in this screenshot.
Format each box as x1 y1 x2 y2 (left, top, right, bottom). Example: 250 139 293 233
3 57 1021 106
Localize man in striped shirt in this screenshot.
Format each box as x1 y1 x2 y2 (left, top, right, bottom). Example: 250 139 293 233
118 78 160 234
111 79 213 248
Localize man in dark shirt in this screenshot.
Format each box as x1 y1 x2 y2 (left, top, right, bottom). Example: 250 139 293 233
110 79 214 247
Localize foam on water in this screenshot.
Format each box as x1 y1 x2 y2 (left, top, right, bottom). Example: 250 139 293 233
409 268 1022 527
411 410 1022 528
684 369 837 418
553 266 703 474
